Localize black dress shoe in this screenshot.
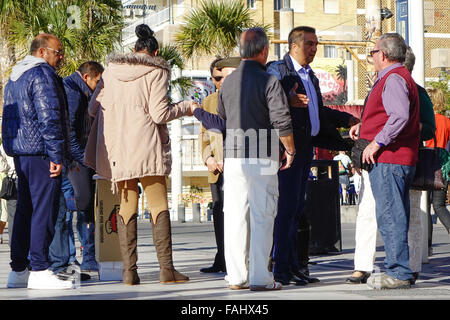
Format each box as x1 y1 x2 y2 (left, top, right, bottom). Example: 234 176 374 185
290 274 308 286
292 270 320 283
346 271 370 284
200 265 226 273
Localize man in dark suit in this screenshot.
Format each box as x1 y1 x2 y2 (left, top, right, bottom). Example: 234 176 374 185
267 26 360 286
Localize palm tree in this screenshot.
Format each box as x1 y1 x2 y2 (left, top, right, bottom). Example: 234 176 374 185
174 0 270 59
0 0 123 77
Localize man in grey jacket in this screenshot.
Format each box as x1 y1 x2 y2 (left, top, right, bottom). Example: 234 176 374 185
217 27 295 291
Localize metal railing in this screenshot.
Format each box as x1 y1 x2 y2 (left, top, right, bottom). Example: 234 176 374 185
122 7 170 41
181 138 205 171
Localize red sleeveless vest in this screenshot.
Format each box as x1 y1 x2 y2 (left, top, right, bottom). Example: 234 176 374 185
359 65 420 166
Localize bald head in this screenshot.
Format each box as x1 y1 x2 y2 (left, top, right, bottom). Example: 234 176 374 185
30 33 60 55
31 33 64 69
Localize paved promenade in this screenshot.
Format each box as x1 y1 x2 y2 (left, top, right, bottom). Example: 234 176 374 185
1 210 450 303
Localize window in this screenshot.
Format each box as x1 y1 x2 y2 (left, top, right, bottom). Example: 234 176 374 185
274 0 281 11
324 45 338 58
291 0 305 12
247 0 256 9
323 0 339 14
424 1 434 26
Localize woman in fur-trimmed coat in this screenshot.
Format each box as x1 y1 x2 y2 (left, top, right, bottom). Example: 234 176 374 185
85 24 194 285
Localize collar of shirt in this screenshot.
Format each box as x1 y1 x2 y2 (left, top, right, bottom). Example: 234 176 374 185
375 62 402 83
289 54 312 78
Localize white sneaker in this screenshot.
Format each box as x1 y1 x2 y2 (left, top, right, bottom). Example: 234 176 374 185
27 269 74 290
7 269 30 288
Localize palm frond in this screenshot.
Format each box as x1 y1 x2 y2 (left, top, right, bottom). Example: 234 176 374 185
175 0 271 59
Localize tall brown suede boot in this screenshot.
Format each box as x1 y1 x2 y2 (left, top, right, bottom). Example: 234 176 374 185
117 214 140 285
152 211 189 284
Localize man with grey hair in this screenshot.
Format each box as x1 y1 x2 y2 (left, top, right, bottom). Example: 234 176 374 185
346 45 435 287
217 27 295 291
349 33 421 289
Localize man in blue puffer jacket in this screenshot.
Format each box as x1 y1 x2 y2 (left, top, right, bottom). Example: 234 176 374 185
3 33 73 290
49 61 103 278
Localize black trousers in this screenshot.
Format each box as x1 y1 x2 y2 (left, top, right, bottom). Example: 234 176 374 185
210 173 225 268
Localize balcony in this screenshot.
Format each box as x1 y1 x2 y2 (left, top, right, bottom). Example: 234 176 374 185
181 136 207 174
121 5 186 47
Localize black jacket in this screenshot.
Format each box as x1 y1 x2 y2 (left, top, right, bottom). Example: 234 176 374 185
267 53 353 152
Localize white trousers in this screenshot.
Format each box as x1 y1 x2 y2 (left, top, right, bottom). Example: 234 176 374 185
223 158 278 286
353 170 426 273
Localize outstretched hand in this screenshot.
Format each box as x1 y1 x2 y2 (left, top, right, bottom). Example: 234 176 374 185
288 83 309 108
188 101 201 116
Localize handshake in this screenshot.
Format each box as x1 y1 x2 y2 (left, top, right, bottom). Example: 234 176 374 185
186 101 202 116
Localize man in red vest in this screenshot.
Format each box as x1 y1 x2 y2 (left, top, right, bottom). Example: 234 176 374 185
349 33 420 289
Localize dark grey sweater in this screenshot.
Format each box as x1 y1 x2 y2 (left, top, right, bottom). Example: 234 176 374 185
217 60 293 159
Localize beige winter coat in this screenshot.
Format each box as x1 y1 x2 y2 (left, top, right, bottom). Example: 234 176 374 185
84 52 191 186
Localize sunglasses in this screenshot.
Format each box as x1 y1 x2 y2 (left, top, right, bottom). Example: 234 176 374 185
46 47 64 56
369 49 381 57
213 76 223 82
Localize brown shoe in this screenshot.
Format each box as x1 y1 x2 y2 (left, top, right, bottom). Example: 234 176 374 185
117 214 140 285
152 211 189 284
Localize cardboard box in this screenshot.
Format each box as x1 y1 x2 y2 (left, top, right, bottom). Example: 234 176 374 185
94 178 123 280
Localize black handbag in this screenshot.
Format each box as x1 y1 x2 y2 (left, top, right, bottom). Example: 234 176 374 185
411 139 445 190
350 138 373 172
0 175 17 200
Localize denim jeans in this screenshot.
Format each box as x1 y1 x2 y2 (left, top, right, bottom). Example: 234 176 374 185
49 174 74 272
369 163 415 281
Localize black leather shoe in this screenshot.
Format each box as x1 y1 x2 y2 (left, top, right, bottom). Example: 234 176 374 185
200 265 226 273
290 274 308 286
292 270 320 283
346 271 370 284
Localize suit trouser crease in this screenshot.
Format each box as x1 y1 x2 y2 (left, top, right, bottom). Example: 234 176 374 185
223 158 278 286
273 147 313 274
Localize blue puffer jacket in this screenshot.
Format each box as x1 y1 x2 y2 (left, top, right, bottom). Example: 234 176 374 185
63 71 92 164
2 61 69 164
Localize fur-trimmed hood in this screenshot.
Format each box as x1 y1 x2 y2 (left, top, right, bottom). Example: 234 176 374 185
105 52 170 82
